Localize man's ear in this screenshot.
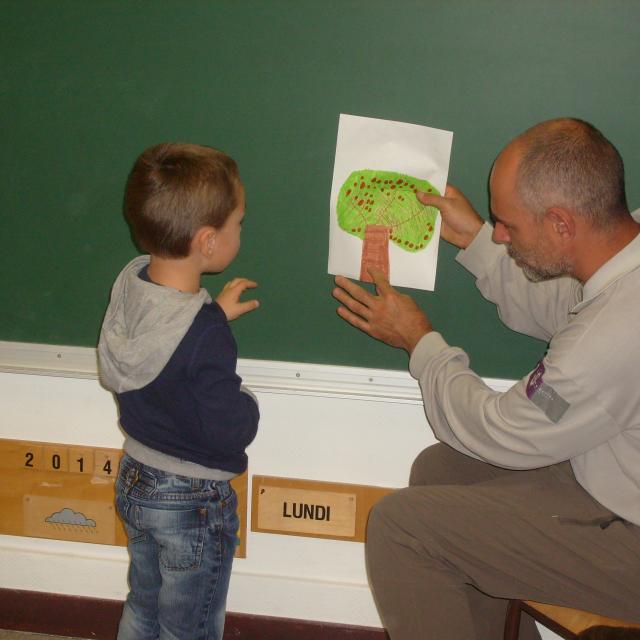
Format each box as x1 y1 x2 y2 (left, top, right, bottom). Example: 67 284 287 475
192 226 217 256
545 207 576 243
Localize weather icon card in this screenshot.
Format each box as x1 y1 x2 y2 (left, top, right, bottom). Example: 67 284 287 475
328 113 453 291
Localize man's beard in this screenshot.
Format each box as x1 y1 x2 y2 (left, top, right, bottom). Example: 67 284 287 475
507 245 572 282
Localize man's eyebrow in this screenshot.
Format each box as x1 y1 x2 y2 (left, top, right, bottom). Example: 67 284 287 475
489 211 500 225
491 211 509 226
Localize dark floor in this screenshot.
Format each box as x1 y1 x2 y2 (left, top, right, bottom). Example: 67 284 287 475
0 632 91 639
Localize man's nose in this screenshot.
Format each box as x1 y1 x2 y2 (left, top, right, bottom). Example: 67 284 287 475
492 221 510 244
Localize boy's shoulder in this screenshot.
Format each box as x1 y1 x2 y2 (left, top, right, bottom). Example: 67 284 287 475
176 302 237 373
194 301 228 326
183 301 232 346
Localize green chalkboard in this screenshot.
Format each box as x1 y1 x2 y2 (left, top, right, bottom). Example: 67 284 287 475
2 1 639 378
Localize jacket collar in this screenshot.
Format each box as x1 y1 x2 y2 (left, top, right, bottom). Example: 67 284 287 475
572 208 640 313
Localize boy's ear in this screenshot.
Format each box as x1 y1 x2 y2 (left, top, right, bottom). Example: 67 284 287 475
192 226 217 256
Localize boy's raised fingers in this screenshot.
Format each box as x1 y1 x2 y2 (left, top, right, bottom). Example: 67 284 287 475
221 279 258 297
238 299 260 312
235 278 258 291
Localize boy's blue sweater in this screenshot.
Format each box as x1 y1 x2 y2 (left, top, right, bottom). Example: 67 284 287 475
98 256 259 476
117 301 259 473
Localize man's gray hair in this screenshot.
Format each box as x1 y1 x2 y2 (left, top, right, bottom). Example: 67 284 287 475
516 118 628 229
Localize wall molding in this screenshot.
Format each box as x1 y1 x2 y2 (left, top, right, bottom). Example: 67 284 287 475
0 340 514 403
0 588 388 640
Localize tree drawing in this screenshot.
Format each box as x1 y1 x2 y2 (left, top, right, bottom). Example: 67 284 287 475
336 169 439 283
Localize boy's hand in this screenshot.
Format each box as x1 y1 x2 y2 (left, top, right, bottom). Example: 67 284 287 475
216 278 259 321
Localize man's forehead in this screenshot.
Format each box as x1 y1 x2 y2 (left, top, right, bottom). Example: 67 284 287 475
489 149 530 226
491 142 523 191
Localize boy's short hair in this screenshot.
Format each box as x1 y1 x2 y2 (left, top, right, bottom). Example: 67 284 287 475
124 143 240 257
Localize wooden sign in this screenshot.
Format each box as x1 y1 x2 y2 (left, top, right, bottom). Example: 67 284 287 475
24 495 118 545
252 476 395 542
257 485 356 538
0 438 248 557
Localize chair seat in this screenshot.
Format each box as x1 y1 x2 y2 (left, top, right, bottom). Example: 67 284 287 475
523 600 640 634
505 599 640 640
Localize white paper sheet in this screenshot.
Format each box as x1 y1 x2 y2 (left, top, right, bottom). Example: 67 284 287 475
328 114 453 291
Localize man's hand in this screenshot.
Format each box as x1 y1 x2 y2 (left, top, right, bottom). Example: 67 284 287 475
216 278 259 321
417 185 484 250
332 269 432 354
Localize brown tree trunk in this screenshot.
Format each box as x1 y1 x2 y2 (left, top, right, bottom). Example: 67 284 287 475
360 224 391 283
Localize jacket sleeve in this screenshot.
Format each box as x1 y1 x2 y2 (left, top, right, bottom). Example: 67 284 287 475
456 223 580 341
409 331 622 469
188 322 259 454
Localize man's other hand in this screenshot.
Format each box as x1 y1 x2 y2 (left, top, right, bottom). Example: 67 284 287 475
417 185 484 250
332 269 432 354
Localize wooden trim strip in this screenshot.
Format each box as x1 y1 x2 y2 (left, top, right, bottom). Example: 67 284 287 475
0 588 389 640
0 340 515 403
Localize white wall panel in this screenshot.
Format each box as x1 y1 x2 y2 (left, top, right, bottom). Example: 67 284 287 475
0 342 557 637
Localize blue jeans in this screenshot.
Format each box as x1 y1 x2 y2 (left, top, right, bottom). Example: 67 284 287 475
115 454 238 640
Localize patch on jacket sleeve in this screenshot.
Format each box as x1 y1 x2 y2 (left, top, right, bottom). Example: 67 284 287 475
526 361 570 423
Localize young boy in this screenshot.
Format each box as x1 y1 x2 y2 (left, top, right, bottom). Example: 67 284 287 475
98 143 260 640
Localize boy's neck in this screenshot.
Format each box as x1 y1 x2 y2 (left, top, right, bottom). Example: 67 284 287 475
147 255 201 294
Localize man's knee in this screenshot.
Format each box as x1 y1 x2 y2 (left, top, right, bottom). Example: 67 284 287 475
366 488 427 557
410 443 511 487
409 443 462 486
367 491 402 540
366 486 444 551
